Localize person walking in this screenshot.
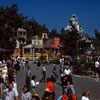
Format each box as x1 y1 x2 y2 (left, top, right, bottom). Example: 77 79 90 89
26 66 32 90
51 66 58 86
95 59 100 81
22 59 26 70
59 58 63 66
40 64 46 82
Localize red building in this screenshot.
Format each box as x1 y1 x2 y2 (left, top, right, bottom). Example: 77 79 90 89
44 38 63 54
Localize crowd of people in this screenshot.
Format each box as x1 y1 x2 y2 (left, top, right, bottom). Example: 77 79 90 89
0 55 98 100
0 56 28 100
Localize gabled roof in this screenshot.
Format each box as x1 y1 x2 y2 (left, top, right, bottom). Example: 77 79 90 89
44 38 63 48
17 28 26 32
51 43 63 48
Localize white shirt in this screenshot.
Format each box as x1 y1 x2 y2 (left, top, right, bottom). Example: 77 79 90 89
21 92 32 100
30 80 35 87
59 59 62 62
82 96 89 100
13 83 17 90
4 88 18 100
95 61 99 68
42 66 46 71
64 69 71 75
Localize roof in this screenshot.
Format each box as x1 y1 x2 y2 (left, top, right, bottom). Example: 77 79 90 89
44 38 63 48
17 28 26 32
51 43 63 48
32 35 41 39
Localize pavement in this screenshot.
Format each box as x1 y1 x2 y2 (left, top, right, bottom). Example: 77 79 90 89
16 63 100 100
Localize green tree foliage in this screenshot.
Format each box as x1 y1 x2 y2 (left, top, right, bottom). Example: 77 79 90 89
0 3 49 50
60 27 81 56
94 30 100 54
48 28 61 38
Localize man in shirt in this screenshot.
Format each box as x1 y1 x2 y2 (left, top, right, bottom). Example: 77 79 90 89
64 65 71 75
59 58 63 66
40 64 46 82
26 66 32 90
3 82 18 100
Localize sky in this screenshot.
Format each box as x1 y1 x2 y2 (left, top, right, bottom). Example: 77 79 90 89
0 0 100 37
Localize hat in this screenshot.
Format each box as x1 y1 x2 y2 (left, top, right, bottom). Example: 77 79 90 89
44 88 50 92
32 93 40 99
33 94 39 97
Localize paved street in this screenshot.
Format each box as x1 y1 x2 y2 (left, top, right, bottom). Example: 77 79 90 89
16 63 100 100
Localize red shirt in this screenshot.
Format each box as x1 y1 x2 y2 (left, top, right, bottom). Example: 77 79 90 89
46 82 54 92
62 94 68 100
62 94 77 100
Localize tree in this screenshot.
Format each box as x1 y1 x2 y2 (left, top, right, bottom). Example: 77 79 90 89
0 3 50 58
48 28 61 38
60 26 81 56
94 30 100 54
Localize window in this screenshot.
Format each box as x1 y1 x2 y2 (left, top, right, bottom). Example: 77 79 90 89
23 32 26 35
20 32 22 35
